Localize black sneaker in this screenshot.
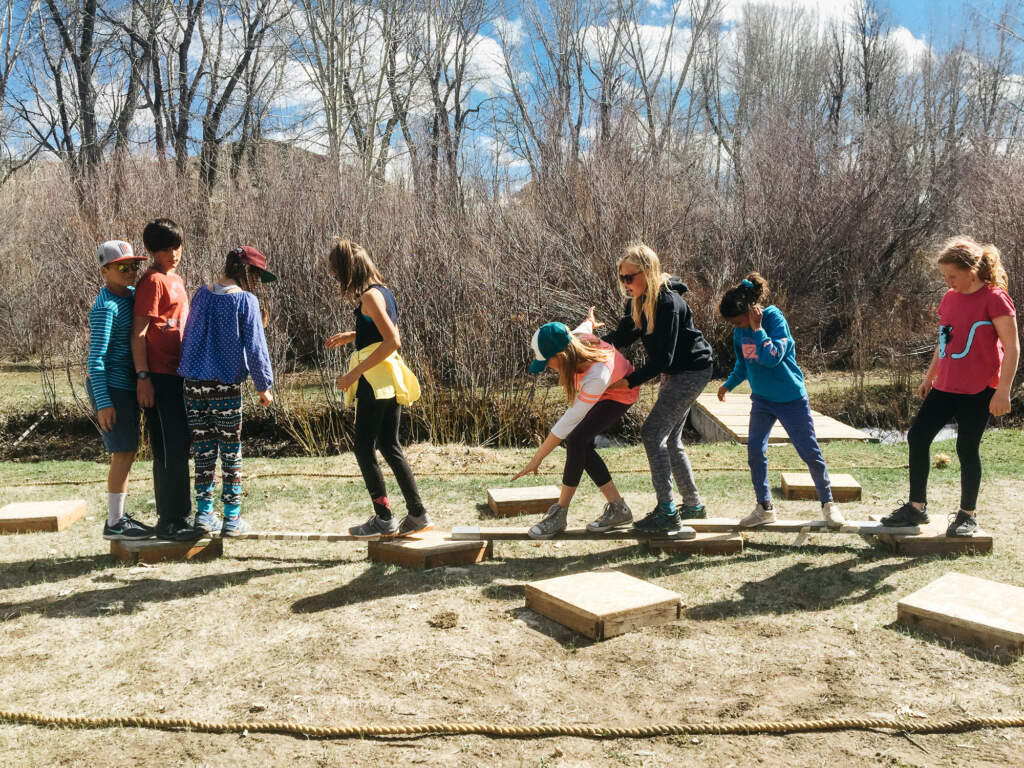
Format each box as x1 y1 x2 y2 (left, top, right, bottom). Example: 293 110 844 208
634 508 684 535
946 510 978 537
103 514 155 541
880 501 928 528
155 520 205 542
680 503 707 520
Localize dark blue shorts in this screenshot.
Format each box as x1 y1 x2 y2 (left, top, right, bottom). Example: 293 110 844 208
87 380 140 454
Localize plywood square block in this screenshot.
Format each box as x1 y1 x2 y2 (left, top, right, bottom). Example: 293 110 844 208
781 472 862 502
525 570 681 641
645 532 744 556
487 486 561 517
0 499 87 533
368 532 492 569
110 536 223 564
897 572 1024 655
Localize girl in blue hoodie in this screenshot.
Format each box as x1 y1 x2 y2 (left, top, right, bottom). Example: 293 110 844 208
718 273 844 528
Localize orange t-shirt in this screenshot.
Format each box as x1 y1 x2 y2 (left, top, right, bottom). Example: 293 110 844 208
133 268 189 374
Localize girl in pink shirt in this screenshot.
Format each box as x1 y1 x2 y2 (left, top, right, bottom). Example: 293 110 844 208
512 319 641 539
882 236 1018 536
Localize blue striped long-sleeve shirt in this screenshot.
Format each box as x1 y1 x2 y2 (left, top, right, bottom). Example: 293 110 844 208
88 287 136 410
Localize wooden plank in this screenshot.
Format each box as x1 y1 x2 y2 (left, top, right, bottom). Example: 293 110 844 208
110 537 223 564
525 571 681 641
897 572 1024 655
870 516 993 556
0 500 87 533
487 486 561 517
690 393 868 444
781 472 862 502
645 532 744 556
368 533 492 569
451 519 919 540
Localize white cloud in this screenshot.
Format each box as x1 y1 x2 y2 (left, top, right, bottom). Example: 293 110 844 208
888 25 932 72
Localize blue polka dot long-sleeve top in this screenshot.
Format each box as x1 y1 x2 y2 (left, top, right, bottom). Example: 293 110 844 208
178 285 274 392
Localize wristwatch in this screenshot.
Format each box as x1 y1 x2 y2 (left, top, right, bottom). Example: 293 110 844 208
136 370 150 380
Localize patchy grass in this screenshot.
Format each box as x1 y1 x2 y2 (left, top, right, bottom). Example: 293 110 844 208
1 435 1023 766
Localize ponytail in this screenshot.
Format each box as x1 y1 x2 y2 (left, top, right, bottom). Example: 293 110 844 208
224 250 269 327
719 272 769 319
937 236 1009 290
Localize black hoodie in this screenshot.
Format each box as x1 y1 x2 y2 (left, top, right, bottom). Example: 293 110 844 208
601 278 713 387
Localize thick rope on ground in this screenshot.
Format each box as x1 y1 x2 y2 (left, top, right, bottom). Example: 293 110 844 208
2 710 1023 740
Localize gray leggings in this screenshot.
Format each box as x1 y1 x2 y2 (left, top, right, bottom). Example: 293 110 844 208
641 366 713 508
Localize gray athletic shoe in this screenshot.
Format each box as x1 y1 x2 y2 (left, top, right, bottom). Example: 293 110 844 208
586 499 633 532
398 512 433 536
528 503 567 540
349 514 399 539
221 516 252 537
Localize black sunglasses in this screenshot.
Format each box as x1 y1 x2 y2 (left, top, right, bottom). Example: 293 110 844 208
618 270 642 285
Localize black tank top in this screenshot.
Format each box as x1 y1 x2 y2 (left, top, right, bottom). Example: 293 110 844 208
354 285 399 350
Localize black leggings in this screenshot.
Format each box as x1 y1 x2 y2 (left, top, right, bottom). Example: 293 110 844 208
353 377 425 518
562 399 632 488
908 387 993 511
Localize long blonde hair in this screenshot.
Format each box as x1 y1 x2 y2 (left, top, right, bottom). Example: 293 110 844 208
619 243 671 334
937 236 1009 290
555 335 612 402
327 237 387 301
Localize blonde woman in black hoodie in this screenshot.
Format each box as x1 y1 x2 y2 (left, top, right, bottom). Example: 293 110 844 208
591 243 714 536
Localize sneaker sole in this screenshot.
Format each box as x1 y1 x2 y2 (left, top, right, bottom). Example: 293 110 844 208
585 521 633 533
398 523 435 537
103 532 156 541
738 519 776 528
527 529 565 540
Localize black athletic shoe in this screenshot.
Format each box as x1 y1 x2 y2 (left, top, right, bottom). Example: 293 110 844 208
102 514 155 541
880 501 928 528
155 520 205 542
633 508 684 535
946 510 978 537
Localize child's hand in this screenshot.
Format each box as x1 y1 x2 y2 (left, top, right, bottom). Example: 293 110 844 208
336 371 357 392
717 385 728 402
325 331 355 350
586 306 604 329
136 377 155 408
97 407 116 432
258 390 273 406
511 457 541 481
748 305 763 330
990 388 1012 417
917 377 933 399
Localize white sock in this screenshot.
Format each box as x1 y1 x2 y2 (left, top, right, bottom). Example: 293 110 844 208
107 493 127 527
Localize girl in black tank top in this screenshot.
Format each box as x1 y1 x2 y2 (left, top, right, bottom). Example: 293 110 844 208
324 238 431 539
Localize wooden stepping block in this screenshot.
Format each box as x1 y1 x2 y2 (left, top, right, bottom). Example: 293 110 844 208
111 537 223 564
0 499 87 533
644 532 744 556
871 515 992 555
897 572 1024 655
781 472 861 502
368 532 492 569
487 486 561 517
525 570 681 641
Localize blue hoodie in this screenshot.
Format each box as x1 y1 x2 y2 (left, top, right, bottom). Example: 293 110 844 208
722 305 807 403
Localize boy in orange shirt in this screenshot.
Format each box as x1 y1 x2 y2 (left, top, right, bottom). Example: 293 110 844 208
132 218 197 541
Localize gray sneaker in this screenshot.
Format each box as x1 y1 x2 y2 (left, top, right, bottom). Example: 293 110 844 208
528 503 568 540
221 516 252 537
349 514 399 539
586 499 633 532
398 512 433 536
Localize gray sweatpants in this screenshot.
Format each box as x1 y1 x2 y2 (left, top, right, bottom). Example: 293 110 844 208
640 366 713 508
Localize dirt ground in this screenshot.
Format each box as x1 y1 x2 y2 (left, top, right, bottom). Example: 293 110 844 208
1 440 1023 767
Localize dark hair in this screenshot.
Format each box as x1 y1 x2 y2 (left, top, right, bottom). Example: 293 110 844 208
224 250 269 326
719 272 770 318
142 218 183 253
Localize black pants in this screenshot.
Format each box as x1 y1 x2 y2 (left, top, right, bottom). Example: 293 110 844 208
146 372 193 526
562 399 632 488
908 387 993 511
354 377 424 518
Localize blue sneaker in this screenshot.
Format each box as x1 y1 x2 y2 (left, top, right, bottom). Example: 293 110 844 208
221 516 252 537
194 512 222 535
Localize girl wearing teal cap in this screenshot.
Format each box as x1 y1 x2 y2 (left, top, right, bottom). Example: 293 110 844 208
512 319 640 539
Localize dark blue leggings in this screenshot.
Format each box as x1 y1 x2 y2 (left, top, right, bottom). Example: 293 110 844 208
748 394 832 504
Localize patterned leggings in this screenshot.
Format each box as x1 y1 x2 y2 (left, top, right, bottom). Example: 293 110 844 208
184 380 243 511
